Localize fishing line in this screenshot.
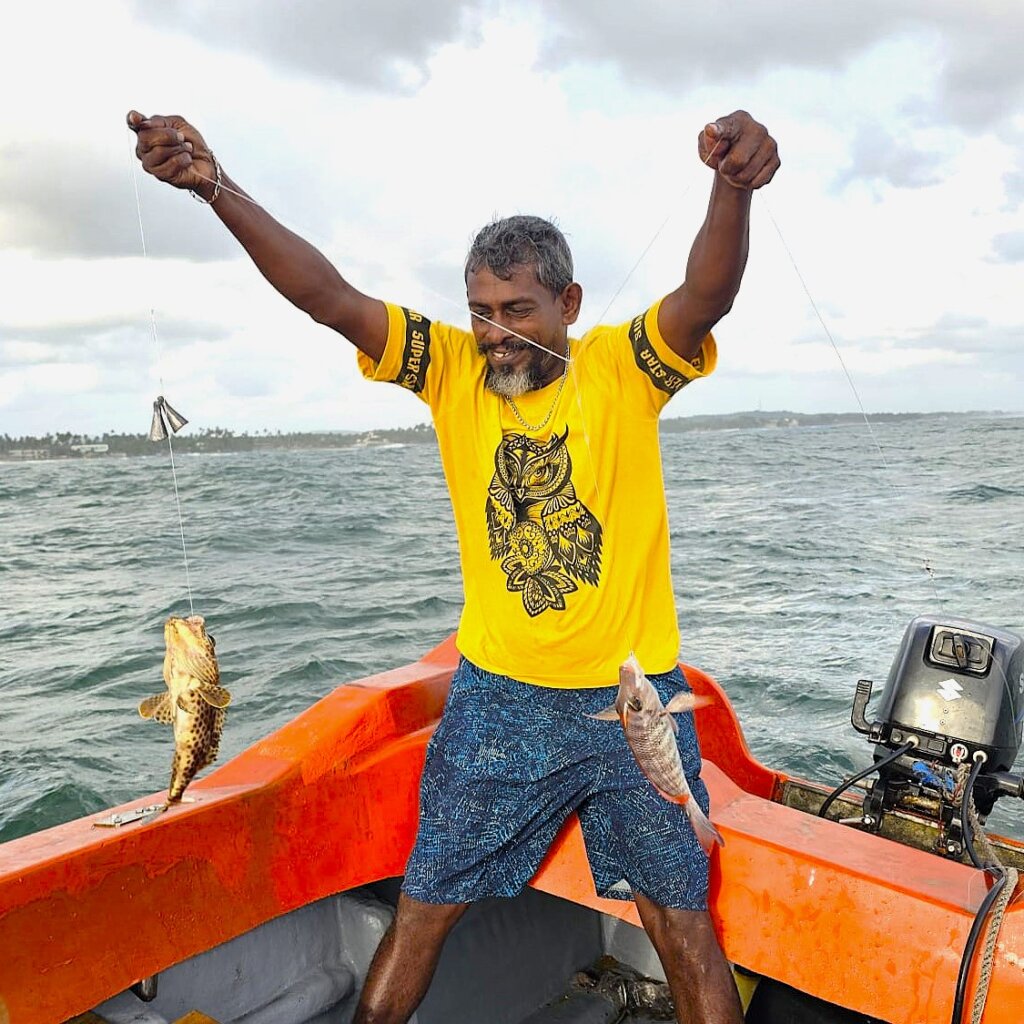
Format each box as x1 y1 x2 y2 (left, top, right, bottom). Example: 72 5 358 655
416 286 574 364
417 140 723 663
582 133 939 625
756 193 941 602
565 138 724 655
129 142 196 617
594 139 723 328
185 162 570 367
758 197 1024 724
158 131 958 681
423 140 730 659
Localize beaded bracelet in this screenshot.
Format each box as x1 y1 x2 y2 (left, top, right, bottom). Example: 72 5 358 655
190 153 222 205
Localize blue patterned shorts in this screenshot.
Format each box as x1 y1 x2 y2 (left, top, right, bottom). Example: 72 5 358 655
402 657 711 910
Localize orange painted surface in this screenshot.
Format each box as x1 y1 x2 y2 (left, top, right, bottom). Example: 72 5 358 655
1 636 1022 1024
0 638 456 1024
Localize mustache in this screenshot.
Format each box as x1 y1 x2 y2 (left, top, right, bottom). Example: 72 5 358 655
476 339 530 356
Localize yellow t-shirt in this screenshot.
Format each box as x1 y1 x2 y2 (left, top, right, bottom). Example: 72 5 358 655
357 299 716 688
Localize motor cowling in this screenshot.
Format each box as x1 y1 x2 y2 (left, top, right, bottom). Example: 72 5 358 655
865 615 1024 772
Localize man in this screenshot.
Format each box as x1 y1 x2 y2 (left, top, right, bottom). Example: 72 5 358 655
129 107 779 1024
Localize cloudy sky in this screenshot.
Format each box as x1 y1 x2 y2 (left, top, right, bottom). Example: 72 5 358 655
2 0 1022 436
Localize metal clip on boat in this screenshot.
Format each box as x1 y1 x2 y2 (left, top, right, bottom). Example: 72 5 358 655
93 804 165 828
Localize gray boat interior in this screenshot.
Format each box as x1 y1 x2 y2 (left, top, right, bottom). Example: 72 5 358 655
93 880 674 1024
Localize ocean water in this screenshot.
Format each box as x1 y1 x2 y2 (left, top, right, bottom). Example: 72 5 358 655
2 415 1023 845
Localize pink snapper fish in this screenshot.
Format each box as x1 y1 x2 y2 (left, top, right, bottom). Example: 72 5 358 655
590 654 724 854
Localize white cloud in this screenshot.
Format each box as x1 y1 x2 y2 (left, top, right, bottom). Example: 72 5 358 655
1 1 1022 437
0 361 102 412
990 231 1024 262
133 0 486 91
536 0 1024 132
832 126 954 193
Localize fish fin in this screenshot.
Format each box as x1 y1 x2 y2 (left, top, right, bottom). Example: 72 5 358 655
193 658 220 687
684 800 725 854
177 694 191 713
586 704 620 721
659 709 680 736
138 692 174 724
664 691 711 714
199 684 232 709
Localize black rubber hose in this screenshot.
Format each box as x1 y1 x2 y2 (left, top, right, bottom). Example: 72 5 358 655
818 740 916 820
950 866 1006 1024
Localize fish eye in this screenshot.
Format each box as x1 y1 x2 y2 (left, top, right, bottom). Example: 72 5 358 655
627 696 642 711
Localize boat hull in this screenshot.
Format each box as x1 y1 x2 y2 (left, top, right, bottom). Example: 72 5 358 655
1 635 1021 1023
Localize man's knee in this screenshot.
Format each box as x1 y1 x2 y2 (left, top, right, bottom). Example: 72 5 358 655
634 894 720 959
393 892 469 939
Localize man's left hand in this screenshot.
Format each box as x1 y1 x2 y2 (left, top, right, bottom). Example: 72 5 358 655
698 111 779 190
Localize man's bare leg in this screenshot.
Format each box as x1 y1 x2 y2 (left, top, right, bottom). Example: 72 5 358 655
353 893 468 1024
633 891 744 1024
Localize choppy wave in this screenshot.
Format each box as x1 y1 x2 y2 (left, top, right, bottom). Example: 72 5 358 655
2 415 1023 844
947 484 1024 502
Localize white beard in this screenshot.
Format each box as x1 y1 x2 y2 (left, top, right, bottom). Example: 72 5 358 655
484 365 538 398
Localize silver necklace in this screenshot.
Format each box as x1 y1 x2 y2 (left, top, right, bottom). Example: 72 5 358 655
503 348 571 432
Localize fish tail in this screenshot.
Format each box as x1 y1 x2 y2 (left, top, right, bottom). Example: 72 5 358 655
167 750 188 804
682 798 725 854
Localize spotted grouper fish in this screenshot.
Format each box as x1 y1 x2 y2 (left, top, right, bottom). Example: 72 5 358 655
138 615 231 807
590 653 724 853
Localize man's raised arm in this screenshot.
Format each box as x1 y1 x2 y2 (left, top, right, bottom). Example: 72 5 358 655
127 111 388 362
658 110 780 362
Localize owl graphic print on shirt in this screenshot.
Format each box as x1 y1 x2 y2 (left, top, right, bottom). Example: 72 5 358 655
485 429 603 616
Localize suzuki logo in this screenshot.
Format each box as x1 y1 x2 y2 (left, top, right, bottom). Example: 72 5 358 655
937 678 963 702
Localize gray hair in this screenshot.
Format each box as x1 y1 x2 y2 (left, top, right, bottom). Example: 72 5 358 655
465 215 574 297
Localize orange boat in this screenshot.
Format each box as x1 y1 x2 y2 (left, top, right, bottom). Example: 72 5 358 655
2 617 1023 1024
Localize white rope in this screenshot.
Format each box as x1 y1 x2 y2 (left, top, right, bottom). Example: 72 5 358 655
972 865 1017 1024
954 762 1019 1024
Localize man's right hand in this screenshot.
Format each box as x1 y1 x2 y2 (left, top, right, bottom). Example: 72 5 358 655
124 109 388 359
127 111 218 200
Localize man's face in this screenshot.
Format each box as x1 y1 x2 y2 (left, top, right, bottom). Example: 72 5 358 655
466 265 582 397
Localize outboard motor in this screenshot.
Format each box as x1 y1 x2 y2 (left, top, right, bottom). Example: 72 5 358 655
814 616 1024 1024
842 615 1024 851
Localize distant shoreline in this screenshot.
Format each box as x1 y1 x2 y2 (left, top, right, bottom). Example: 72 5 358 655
1 410 1013 462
